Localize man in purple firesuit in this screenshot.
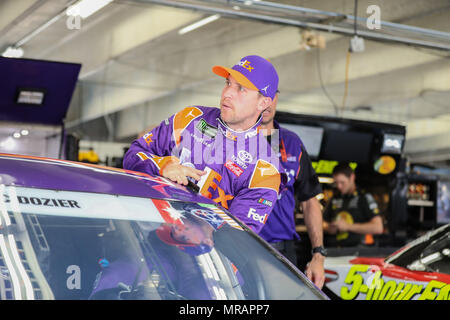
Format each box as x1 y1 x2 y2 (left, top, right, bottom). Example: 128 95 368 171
123 55 286 234
259 93 326 289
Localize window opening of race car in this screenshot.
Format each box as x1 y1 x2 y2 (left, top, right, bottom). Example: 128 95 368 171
0 184 325 300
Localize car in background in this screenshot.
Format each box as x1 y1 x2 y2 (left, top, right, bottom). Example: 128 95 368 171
0 153 327 300
324 223 450 300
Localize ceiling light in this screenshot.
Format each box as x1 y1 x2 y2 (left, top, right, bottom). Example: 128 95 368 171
13 132 21 139
16 89 46 105
66 0 113 19
178 14 220 35
21 129 29 136
2 46 24 58
244 0 261 5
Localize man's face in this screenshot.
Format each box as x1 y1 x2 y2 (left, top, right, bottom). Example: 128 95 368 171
261 93 278 125
220 75 270 131
333 173 355 195
171 221 214 247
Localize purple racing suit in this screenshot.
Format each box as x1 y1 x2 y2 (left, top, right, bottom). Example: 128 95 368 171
259 120 322 243
123 106 286 233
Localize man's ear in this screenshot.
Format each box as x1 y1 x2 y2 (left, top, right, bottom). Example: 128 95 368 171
257 96 272 112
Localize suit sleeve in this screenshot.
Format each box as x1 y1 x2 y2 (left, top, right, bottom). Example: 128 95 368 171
227 159 282 234
123 106 204 176
294 144 322 202
123 117 179 176
228 187 279 234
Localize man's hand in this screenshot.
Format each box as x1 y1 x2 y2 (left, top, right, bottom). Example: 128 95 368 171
161 163 206 185
305 253 325 289
333 216 383 235
332 219 352 232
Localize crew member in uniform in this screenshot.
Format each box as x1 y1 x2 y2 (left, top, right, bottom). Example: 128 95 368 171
259 93 325 289
323 163 383 247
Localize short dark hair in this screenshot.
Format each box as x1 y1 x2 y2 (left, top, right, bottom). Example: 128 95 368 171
332 163 354 178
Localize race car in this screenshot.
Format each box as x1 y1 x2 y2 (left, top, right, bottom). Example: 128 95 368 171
324 223 449 300
0 153 327 300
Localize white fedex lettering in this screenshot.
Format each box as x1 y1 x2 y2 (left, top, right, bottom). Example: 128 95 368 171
247 208 268 224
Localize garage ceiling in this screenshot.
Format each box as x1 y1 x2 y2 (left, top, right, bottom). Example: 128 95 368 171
1 0 449 167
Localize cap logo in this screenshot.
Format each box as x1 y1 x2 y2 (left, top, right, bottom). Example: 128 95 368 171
260 85 270 95
238 59 254 72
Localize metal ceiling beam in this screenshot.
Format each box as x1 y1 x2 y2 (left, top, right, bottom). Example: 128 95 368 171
124 0 450 51
3 0 79 50
230 0 450 39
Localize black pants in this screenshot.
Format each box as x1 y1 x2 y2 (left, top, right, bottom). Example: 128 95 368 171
269 240 298 266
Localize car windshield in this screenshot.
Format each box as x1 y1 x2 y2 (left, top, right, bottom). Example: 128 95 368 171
0 185 325 300
385 224 450 272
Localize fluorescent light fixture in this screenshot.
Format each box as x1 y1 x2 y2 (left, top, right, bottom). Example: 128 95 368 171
178 14 220 35
21 129 29 136
16 88 46 105
13 132 21 139
66 0 113 19
2 46 24 58
244 0 261 5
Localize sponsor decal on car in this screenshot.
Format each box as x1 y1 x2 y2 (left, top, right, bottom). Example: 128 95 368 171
152 199 185 225
199 203 243 231
3 193 81 209
331 264 450 300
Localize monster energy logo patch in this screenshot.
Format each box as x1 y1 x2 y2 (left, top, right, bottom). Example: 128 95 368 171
196 119 217 138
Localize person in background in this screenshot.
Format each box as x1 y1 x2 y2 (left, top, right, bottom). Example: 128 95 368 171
323 163 383 247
